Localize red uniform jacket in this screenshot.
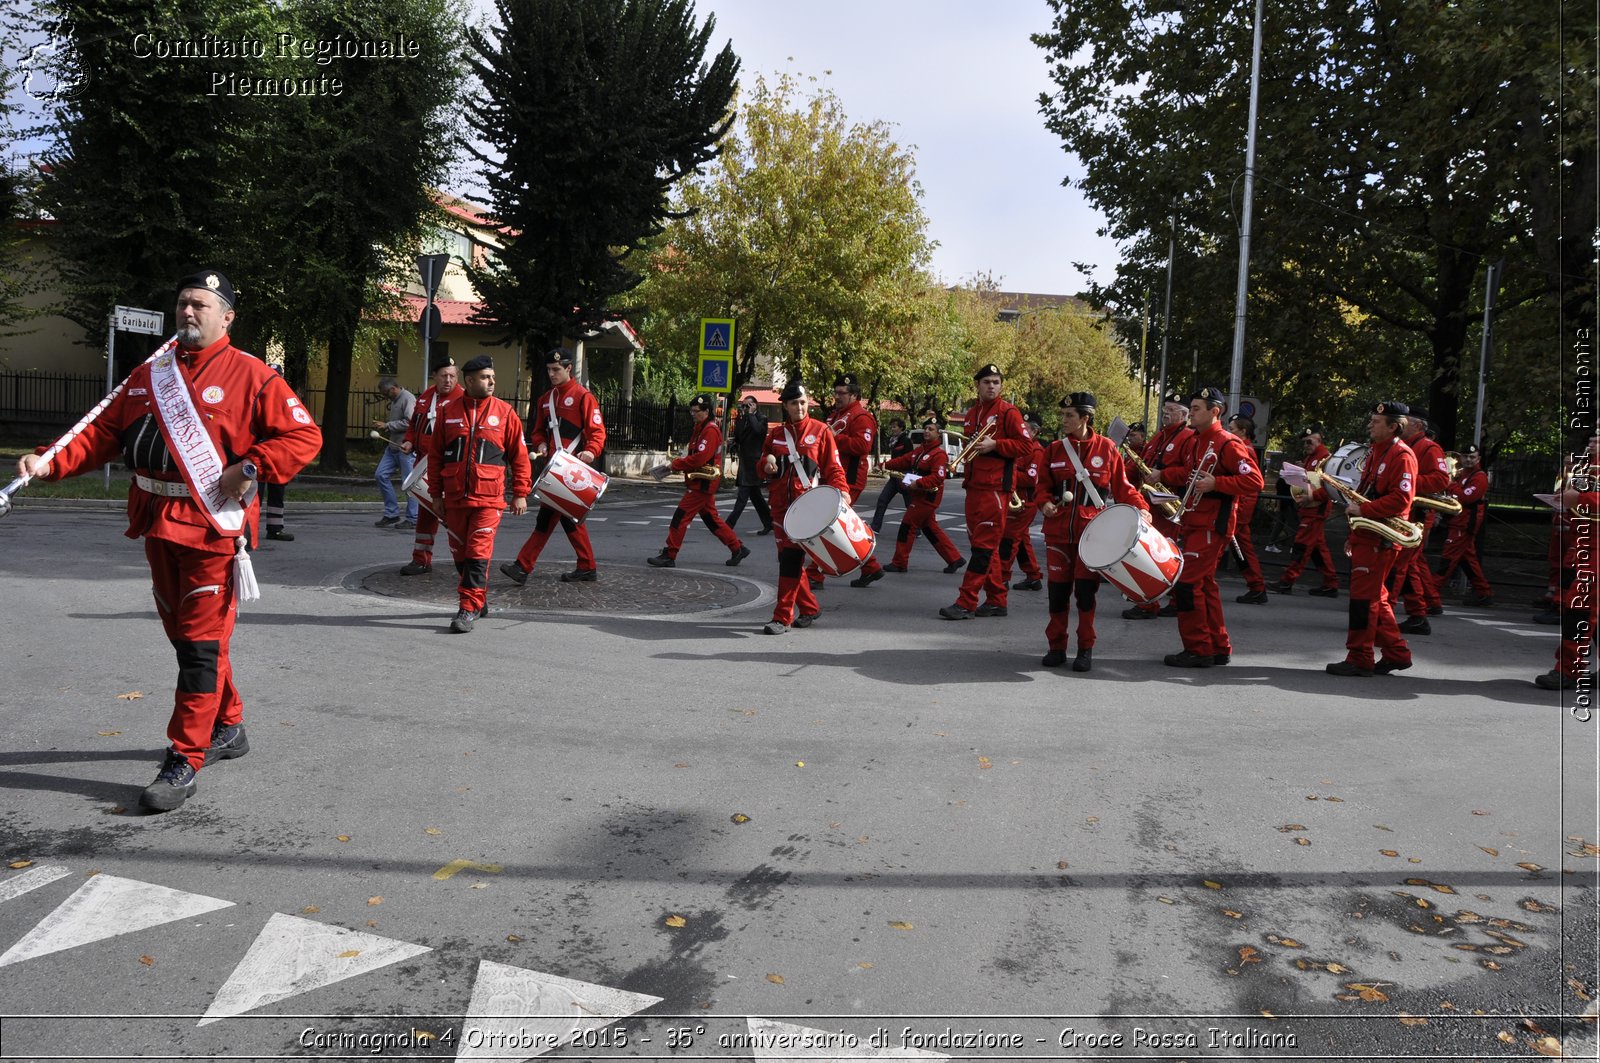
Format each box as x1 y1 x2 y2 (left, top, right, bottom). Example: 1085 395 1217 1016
1350 436 1418 547
1299 443 1333 516
530 379 606 461
38 335 321 553
427 394 532 509
962 398 1034 491
670 418 725 492
1408 433 1452 519
884 439 951 505
1015 441 1043 502
403 383 462 451
761 416 849 513
1143 422 1195 476
828 399 876 499
1449 468 1489 535
1036 430 1148 542
1159 421 1264 537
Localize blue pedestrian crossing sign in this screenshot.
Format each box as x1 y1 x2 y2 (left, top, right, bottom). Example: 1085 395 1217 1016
699 318 735 356
698 318 735 393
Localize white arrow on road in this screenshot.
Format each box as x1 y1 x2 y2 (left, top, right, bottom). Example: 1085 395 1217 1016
746 1017 950 1062
198 912 431 1026
454 959 662 1061
0 874 233 968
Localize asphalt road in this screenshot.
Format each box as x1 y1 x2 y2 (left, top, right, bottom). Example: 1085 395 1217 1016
0 485 1594 1062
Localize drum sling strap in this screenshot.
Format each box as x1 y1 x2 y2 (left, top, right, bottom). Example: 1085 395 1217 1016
1060 436 1107 509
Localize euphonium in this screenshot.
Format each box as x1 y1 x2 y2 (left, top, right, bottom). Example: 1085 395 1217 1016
1308 469 1424 548
1120 443 1183 519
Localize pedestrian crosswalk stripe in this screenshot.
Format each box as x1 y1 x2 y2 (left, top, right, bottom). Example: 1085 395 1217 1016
198 912 431 1027
455 959 662 1061
0 874 233 969
0 865 70 906
746 1017 950 1061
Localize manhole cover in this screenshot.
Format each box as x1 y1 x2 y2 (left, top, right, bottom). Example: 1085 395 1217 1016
352 563 760 616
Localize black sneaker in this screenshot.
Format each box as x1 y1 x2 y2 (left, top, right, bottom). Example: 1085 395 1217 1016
939 604 973 620
1122 606 1158 620
1535 670 1577 690
1041 649 1067 667
1326 660 1374 677
1158 602 1179 617
1014 578 1043 592
849 568 883 588
400 561 432 576
375 516 401 528
1397 616 1431 635
265 529 295 541
757 526 773 536
1374 657 1412 675
1211 653 1231 666
1533 608 1560 625
141 751 197 812
1272 580 1294 594
727 545 750 567
1427 604 1446 615
397 519 416 530
450 608 476 633
1163 650 1213 668
884 563 907 572
560 568 597 583
1236 589 1269 604
793 612 819 628
1463 595 1493 608
943 558 965 574
1072 648 1093 672
499 561 529 585
1308 586 1339 598
647 553 676 568
207 722 249 761
974 602 1008 617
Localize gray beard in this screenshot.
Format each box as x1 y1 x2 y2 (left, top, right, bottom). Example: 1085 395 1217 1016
176 324 203 347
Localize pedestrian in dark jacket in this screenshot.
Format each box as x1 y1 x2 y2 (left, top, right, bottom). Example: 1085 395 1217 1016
728 395 773 534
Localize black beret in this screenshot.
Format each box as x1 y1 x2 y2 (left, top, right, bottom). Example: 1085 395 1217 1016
973 363 1002 381
545 347 575 366
1060 391 1096 411
1127 422 1147 433
779 380 808 402
689 394 712 411
176 269 236 309
1460 444 1480 456
1373 400 1409 417
430 355 456 373
462 355 494 374
833 373 859 392
922 415 941 428
1188 386 1226 408
1300 424 1323 438
1162 391 1186 406
1407 404 1430 423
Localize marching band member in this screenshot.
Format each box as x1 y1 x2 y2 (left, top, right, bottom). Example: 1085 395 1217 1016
1153 387 1264 667
17 270 321 810
502 348 606 585
1228 414 1269 605
940 364 1036 620
1392 405 1451 632
1035 392 1148 672
1325 401 1417 676
1125 394 1192 619
427 356 531 633
878 414 965 573
1433 444 1492 606
647 394 748 568
997 412 1046 593
1536 434 1600 689
1273 425 1340 597
816 373 885 590
760 381 849 634
398 357 460 576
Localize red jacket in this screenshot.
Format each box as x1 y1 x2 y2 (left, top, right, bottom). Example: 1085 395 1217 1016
1350 436 1418 546
38 335 320 553
884 439 951 504
670 417 725 491
828 399 877 499
1407 433 1452 519
403 383 462 450
1448 468 1489 535
1159 420 1264 536
1036 430 1148 542
761 416 848 513
1143 422 1194 475
530 379 606 460
1298 443 1333 517
427 394 532 510
962 398 1034 490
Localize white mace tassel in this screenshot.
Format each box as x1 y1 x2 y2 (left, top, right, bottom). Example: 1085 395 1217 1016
234 540 261 603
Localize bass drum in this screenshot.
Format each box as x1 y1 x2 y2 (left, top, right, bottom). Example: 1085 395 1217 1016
1321 442 1369 488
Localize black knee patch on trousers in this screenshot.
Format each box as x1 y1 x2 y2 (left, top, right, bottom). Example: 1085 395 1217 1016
173 639 219 694
670 507 687 529
1349 598 1370 632
967 547 992 574
1290 543 1306 563
535 507 558 532
998 538 1015 562
561 515 581 533
464 559 488 590
1564 610 1585 643
698 512 719 532
922 525 941 547
1174 582 1196 612
778 547 804 577
1047 581 1071 614
1562 567 1578 592
897 524 913 544
1073 578 1099 613
456 560 467 578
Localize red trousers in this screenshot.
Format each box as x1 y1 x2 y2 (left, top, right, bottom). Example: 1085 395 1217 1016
997 502 1043 586
1233 495 1265 593
1435 520 1491 598
1130 512 1183 613
889 495 961 569
1044 537 1101 651
956 487 1009 610
514 504 596 573
771 499 821 624
1174 526 1230 656
1282 513 1339 588
1346 538 1408 669
1392 512 1440 616
663 486 741 559
445 505 502 611
145 538 240 771
411 506 441 566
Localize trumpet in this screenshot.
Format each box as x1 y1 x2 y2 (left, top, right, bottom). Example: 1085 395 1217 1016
1178 444 1218 514
951 421 997 469
1308 469 1424 548
1120 444 1183 519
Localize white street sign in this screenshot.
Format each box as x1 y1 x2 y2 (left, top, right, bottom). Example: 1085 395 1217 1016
113 305 164 336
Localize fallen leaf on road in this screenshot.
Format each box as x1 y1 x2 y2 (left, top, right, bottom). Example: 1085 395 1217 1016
1277 824 1307 832
366 920 377 927
1237 946 1261 965
301 906 320 914
1454 910 1483 924
1295 838 1311 846
1454 944 1479 951
1158 896 1175 904
469 882 487 890
139 955 154 966
1324 796 1344 802
367 896 383 906
1326 962 1350 974
506 934 523 943
97 731 122 737
766 973 784 985
857 962 873 969
413 1031 436 1044
795 761 804 768
1485 946 1514 956
1497 1031 1515 1043
1567 977 1592 1001
1472 809 1490 815
1260 1009 1276 1019
1380 850 1399 857
1373 824 1393 831
1520 899 1556 913
1397 1012 1427 1026
336 835 350 843
1057 860 1069 869
1221 909 1242 919
1344 982 1389 1003
8 860 33 869
674 762 689 768
1517 862 1544 872
1481 960 1503 971
424 827 442 836
664 915 686 928
337 950 361 959
887 921 914 930
1531 1036 1564 1057
1408 857 1422 863
116 692 143 700
730 813 751 824
1203 879 1223 889
1306 795 1319 801
1415 898 1432 909
1085 816 1099 823
1479 846 1499 857
977 756 992 769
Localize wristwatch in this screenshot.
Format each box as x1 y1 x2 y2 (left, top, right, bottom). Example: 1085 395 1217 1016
240 460 259 481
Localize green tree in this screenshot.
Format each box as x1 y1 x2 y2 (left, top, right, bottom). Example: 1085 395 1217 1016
464 0 738 353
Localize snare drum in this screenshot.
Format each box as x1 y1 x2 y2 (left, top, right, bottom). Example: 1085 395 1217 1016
400 457 438 519
535 449 609 522
1078 504 1183 604
783 486 876 577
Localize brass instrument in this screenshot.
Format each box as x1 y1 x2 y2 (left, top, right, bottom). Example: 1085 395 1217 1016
685 464 722 482
1008 490 1026 512
1411 492 1462 516
1178 444 1219 514
951 420 997 469
1308 469 1424 548
1120 443 1183 519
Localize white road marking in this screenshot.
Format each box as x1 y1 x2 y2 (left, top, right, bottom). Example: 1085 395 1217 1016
746 1017 949 1061
620 521 655 526
1460 616 1557 637
0 865 71 905
455 959 662 1061
198 912 431 1026
0 874 233 969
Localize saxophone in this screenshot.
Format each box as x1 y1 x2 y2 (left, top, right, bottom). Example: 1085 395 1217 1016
1308 470 1424 548
1120 444 1183 519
